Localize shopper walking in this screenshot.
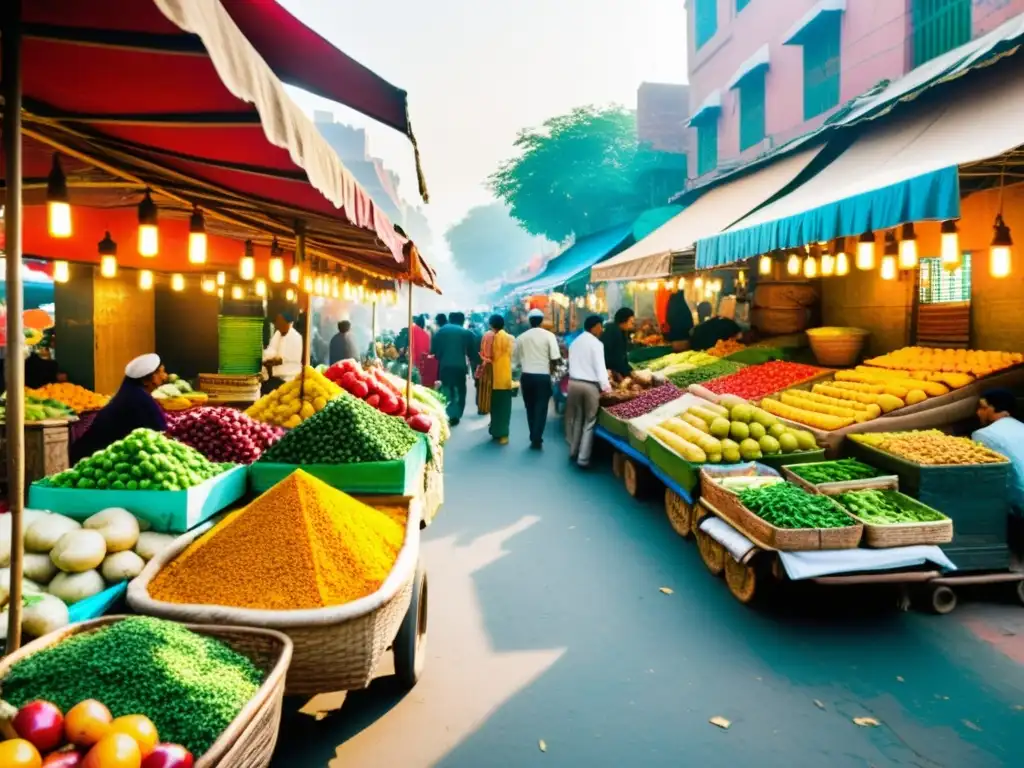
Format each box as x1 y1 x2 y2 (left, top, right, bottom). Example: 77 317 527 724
514 308 561 449
566 315 611 467
488 315 515 445
431 311 475 426
476 323 496 415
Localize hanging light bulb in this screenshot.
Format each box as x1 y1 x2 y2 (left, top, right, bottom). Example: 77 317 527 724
835 251 850 276
676 276 687 290
289 265 301 284
47 154 72 238
201 275 216 293
880 230 898 280
343 282 354 300
820 252 835 277
285 287 296 302
786 251 801 275
98 231 117 278
856 230 876 270
268 239 285 283
940 219 962 271
758 254 772 275
188 206 207 264
803 254 818 278
990 213 1013 279
171 273 185 291
255 278 267 297
217 287 225 299
136 189 159 257
230 285 244 300
737 270 746 287
216 271 226 286
303 274 314 293
331 276 340 298
880 256 897 280
53 261 70 283
898 222 918 270
314 274 325 296
239 240 255 280
138 269 154 290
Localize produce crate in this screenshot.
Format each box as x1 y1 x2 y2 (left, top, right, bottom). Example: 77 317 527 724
68 581 128 624
817 481 954 548
598 408 630 438
688 368 834 406
782 462 899 495
249 438 427 496
699 465 863 551
645 435 700 495
755 448 826 470
844 440 1011 570
27 465 249 534
627 427 648 457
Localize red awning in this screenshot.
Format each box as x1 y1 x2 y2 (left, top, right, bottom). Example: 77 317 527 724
9 0 437 288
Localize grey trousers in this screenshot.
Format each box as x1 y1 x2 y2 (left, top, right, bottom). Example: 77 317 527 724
565 380 601 465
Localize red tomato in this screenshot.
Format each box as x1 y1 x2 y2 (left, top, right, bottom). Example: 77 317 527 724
140 745 193 768
0 739 43 768
42 751 85 768
64 701 112 749
82 734 140 768
13 701 65 753
107 717 158 759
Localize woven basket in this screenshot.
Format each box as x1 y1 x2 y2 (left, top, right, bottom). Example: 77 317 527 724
0 616 291 768
128 500 422 696
813 481 954 548
781 464 900 496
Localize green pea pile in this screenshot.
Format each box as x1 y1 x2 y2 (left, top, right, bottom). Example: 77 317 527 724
666 360 744 388
2 617 263 756
261 391 420 464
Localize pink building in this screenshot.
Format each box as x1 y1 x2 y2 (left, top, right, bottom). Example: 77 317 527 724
686 0 1024 180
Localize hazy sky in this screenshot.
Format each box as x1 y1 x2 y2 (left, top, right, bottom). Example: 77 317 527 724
280 0 688 237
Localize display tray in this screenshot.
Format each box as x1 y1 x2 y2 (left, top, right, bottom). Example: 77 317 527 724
782 462 900 496
814 480 954 548
249 437 427 495
844 440 1011 570
28 465 248 534
68 581 128 624
598 408 630 438
645 435 700 494
627 430 648 456
755 449 826 470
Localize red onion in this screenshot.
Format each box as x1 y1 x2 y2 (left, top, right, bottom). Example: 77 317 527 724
165 406 283 464
606 384 683 419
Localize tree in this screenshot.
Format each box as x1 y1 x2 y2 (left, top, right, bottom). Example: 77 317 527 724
489 105 656 243
444 203 550 282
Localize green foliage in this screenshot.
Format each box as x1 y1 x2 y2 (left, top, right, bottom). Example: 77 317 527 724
489 105 665 243
444 203 550 282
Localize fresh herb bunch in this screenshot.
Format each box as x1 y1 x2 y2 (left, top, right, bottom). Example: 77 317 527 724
738 483 854 529
789 459 882 485
836 489 946 524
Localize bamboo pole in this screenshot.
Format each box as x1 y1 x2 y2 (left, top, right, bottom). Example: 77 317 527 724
405 282 413 404
3 0 26 653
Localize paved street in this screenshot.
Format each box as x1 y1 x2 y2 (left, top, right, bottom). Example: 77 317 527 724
275 400 1024 767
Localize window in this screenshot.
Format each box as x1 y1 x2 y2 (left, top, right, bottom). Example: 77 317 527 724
696 119 718 176
919 254 971 304
695 0 718 50
803 12 841 120
912 0 971 67
738 71 766 151
736 0 751 11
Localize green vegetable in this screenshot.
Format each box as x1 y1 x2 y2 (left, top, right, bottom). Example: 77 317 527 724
738 482 854 529
666 360 745 388
788 459 882 485
2 616 262 756
261 391 420 465
835 489 946 525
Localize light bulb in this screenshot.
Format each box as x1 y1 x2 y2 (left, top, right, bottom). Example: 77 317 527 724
46 154 72 238
803 256 818 279
856 231 876 270
239 242 255 281
231 285 244 300
285 288 296 302
137 190 159 257
835 252 850 276
48 202 71 238
216 271 226 286
940 220 960 270
898 222 918 269
787 253 800 275
289 265 301 284
138 269 153 290
201 276 216 293
343 282 353 300
171 273 185 291
217 288 224 298
880 255 897 281
314 275 324 295
990 214 1013 279
694 276 704 290
100 255 117 278
53 261 70 283
188 207 207 264
303 274 314 293
758 254 772 275
269 257 285 283
821 252 835 277
255 278 267 297
677 277 687 290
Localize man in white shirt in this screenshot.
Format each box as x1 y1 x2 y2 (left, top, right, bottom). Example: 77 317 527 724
514 308 561 449
261 311 303 393
566 315 611 467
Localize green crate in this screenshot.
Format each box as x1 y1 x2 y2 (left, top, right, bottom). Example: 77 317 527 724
756 449 826 470
646 437 700 495
28 465 248 533
627 430 648 456
249 438 427 495
598 409 630 437
845 440 1010 570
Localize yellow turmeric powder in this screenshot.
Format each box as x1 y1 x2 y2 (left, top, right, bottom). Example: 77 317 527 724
149 470 405 610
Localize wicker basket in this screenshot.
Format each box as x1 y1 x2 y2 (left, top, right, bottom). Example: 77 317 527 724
781 463 900 496
128 500 422 696
806 327 870 367
699 466 863 551
0 616 291 768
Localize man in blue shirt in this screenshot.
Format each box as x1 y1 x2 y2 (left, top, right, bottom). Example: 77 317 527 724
431 311 477 425
972 388 1024 553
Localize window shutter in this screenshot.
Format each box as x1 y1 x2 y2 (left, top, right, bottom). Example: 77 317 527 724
912 0 971 67
739 72 766 151
696 120 719 176
695 0 718 49
803 13 842 120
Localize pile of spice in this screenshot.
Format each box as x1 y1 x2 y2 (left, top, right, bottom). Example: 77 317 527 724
149 470 405 610
1 616 262 756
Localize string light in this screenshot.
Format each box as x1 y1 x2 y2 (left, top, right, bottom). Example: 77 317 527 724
53 261 70 284
990 213 1013 279
171 273 185 291
188 206 207 264
314 274 325 295
137 189 159 257
898 222 918 270
786 251 801 275
758 254 772 275
835 251 850 276
201 276 217 293
231 285 244 300
856 230 876 270
216 271 226 286
285 287 296 302
255 278 267 297
98 231 117 278
47 154 72 238
803 255 818 279
694 276 704 290
239 240 255 280
940 220 962 272
880 230 898 280
821 252 835 277
138 269 154 291
303 274 314 293
289 265 301 284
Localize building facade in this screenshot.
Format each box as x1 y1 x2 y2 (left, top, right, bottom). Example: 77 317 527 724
686 0 1024 180
636 82 692 206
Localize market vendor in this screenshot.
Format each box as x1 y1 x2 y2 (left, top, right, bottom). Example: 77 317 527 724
664 290 694 348
261 311 303 394
689 314 746 352
602 307 635 377
973 388 1024 551
70 353 167 462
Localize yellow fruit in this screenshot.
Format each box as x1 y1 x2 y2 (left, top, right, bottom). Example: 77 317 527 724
313 396 328 411
760 398 854 431
905 389 928 405
299 401 315 419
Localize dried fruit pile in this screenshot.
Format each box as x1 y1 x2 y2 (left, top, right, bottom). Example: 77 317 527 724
850 431 1007 465
701 361 827 402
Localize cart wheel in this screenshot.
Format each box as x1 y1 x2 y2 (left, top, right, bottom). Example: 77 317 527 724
695 528 725 576
623 460 650 498
724 557 758 604
612 452 625 479
665 490 693 538
928 585 957 615
394 567 428 688
1015 579 1024 606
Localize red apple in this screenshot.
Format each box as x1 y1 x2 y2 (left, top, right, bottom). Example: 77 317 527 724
141 744 194 768
13 700 65 753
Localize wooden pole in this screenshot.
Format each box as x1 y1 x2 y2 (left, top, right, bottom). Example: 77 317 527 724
405 282 413 404
296 225 309 399
4 0 26 653
371 301 378 361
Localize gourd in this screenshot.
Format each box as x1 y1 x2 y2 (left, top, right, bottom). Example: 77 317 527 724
791 389 881 417
780 392 874 423
760 398 854 431
814 384 905 413
661 418 723 455
649 426 706 463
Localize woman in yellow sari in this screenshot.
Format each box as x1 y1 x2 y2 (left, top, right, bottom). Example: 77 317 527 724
488 315 514 445
476 325 496 415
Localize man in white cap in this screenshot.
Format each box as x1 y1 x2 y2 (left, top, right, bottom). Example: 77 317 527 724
70 353 168 462
513 308 561 449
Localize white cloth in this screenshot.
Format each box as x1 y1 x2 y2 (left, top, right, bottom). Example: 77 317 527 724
514 327 560 375
568 332 610 392
125 353 160 379
263 326 303 381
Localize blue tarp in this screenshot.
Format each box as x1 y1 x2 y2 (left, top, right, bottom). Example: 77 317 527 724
509 224 632 296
